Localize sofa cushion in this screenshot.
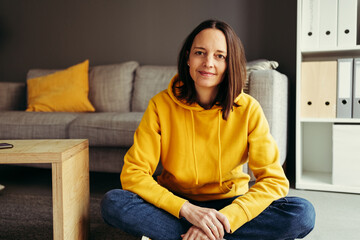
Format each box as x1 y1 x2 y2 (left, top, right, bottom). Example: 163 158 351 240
68 112 143 147
0 82 26 111
26 60 95 112
27 61 139 113
0 111 80 139
132 65 177 111
89 61 139 112
244 59 279 93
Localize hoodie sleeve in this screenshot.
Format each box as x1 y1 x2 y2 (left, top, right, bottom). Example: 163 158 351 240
120 98 187 218
219 101 289 232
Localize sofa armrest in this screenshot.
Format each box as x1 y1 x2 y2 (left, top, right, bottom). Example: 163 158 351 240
0 82 27 111
248 69 289 166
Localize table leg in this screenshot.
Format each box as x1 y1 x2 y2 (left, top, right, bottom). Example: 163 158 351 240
52 148 90 240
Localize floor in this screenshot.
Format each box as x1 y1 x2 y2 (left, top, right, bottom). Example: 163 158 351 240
0 165 133 240
1 165 360 240
287 188 360 240
0 165 120 197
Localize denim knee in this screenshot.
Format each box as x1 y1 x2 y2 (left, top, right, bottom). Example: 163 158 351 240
288 197 316 238
100 189 132 227
100 189 186 239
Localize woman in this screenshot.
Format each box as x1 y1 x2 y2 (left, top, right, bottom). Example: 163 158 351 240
101 19 315 240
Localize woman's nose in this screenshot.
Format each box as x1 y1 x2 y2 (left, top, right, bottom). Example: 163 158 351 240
203 56 214 68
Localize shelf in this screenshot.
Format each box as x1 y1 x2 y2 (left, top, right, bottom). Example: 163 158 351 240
300 118 360 123
301 46 360 61
299 171 332 185
296 0 360 194
302 45 360 54
296 171 360 194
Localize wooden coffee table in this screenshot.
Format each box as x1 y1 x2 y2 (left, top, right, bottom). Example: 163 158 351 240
0 139 90 240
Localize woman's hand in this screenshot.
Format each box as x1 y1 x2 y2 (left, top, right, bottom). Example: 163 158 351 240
181 226 210 240
179 201 231 240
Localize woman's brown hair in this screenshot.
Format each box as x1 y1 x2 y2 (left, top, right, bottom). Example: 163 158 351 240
175 19 247 120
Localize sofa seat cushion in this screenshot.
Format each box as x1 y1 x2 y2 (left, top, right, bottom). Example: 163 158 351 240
68 112 143 147
0 111 80 139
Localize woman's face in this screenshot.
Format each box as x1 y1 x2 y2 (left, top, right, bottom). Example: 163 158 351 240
187 28 227 93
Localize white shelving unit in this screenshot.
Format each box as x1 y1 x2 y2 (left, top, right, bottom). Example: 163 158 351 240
296 0 360 194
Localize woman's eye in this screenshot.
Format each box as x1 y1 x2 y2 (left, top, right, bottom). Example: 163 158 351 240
195 51 204 56
217 54 226 60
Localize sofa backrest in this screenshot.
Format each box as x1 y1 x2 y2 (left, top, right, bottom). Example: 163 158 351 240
6 59 279 113
25 63 177 113
0 82 26 110
131 65 177 112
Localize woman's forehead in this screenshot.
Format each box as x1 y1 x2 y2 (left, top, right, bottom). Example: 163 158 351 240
191 29 227 53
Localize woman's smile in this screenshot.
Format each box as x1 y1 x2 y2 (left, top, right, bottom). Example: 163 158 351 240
198 70 216 77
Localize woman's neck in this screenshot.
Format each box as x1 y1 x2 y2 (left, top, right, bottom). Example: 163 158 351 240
195 86 219 109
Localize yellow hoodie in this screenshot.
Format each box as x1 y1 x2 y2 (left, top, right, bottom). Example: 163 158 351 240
121 74 289 232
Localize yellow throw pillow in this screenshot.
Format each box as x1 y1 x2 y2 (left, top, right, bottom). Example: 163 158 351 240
26 60 95 112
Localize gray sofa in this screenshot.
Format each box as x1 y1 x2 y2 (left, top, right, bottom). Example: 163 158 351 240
0 61 288 175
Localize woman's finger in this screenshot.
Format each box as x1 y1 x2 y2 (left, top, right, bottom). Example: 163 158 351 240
209 220 224 239
182 226 211 240
215 211 231 233
200 223 216 240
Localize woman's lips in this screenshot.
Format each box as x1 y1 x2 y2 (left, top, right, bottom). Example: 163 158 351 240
199 71 215 76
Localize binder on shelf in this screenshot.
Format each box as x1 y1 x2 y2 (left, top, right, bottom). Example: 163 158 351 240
337 58 353 118
301 0 320 49
337 0 358 47
332 124 360 187
319 0 337 48
301 61 337 118
353 58 360 118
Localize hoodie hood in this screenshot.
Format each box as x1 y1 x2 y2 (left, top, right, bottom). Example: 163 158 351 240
167 74 221 112
167 74 242 111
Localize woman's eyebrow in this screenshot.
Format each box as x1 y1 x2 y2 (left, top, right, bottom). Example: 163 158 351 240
193 46 227 53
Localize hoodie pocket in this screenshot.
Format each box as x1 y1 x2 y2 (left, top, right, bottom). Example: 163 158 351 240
220 181 234 194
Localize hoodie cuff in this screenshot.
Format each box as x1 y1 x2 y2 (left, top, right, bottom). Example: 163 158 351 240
158 193 188 218
219 203 250 232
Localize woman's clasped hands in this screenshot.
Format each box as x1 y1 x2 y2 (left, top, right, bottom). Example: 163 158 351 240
180 201 231 240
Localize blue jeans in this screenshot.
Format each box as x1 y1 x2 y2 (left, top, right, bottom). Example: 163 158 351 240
101 189 315 240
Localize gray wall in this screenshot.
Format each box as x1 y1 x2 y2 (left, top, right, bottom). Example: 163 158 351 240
0 0 297 182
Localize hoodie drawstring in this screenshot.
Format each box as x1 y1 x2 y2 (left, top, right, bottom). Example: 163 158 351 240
190 110 199 185
190 109 223 186
218 110 223 186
